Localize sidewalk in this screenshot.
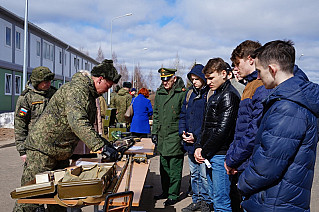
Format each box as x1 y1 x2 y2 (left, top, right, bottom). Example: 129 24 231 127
1 129 318 211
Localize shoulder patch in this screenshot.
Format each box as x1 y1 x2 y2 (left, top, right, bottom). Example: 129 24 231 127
19 107 28 116
182 88 186 92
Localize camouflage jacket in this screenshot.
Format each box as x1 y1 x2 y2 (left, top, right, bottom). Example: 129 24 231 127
111 88 132 123
24 71 107 160
14 82 57 156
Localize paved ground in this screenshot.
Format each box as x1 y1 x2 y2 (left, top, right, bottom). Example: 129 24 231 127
1 128 319 212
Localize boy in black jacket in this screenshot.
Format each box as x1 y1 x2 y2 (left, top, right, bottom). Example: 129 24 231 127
195 58 240 212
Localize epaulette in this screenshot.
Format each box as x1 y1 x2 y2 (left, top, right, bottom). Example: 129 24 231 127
20 89 29 96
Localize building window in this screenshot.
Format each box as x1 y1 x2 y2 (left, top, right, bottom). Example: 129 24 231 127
65 53 67 65
74 58 80 70
59 51 62 64
5 73 12 95
5 27 12 47
16 31 21 50
15 75 21 95
36 41 41 56
44 42 54 61
85 62 89 70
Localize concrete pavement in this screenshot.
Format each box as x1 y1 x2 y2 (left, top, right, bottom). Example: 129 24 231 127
1 133 318 211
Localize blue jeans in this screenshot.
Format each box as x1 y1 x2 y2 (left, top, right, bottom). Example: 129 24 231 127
188 154 209 203
207 155 232 212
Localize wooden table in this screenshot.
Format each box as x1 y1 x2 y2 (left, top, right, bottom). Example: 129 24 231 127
17 138 155 211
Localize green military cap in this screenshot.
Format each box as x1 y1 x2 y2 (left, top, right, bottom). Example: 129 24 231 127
158 68 177 81
91 59 121 84
30 66 55 88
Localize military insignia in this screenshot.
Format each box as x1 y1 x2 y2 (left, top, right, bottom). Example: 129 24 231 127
19 108 28 116
32 101 44 105
182 88 186 91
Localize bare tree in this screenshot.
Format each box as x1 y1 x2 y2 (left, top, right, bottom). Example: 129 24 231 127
79 46 89 56
112 53 129 87
96 46 105 62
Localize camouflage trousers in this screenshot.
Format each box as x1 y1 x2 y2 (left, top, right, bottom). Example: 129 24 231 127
13 150 69 212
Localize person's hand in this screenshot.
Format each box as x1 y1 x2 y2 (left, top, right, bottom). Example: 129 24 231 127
194 148 205 163
102 143 122 162
20 154 27 163
182 131 195 143
224 161 238 175
152 134 158 146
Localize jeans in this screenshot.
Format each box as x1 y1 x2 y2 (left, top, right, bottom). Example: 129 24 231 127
188 154 209 203
207 155 232 212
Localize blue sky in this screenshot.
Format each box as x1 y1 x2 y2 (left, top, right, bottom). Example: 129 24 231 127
2 0 319 88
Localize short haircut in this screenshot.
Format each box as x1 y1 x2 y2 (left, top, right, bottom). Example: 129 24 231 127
231 40 262 65
203 58 228 75
252 40 295 74
138 87 150 98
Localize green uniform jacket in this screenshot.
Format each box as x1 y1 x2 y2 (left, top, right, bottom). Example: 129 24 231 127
14 82 57 156
24 71 106 161
152 76 186 156
111 88 132 123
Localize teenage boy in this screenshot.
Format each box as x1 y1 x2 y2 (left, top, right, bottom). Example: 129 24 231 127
238 40 319 211
194 58 240 212
225 40 269 176
179 64 210 212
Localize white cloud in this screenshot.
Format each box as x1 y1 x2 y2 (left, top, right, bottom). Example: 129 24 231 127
1 0 319 85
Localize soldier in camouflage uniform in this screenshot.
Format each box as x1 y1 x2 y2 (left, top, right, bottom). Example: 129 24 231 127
13 60 121 212
152 68 186 206
110 82 132 123
15 66 56 162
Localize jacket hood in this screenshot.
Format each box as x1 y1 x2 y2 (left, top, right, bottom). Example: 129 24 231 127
187 64 206 84
118 87 130 96
265 76 319 117
72 71 99 99
245 70 258 82
293 64 309 81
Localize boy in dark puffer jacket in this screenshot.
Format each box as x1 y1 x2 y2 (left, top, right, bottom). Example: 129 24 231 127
238 40 319 212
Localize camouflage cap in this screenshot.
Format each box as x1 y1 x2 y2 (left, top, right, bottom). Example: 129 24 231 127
158 68 177 81
91 59 121 84
30 66 55 88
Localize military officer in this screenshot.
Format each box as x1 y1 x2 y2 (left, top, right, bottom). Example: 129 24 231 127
152 68 186 206
13 59 121 212
110 81 132 123
14 66 56 163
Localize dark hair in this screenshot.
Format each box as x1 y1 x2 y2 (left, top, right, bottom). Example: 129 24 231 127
251 40 295 74
138 87 150 98
231 40 262 66
203 58 228 75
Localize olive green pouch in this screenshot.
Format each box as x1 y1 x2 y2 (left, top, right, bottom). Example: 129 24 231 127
54 163 116 207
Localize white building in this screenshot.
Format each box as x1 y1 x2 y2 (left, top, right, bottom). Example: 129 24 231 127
0 6 99 112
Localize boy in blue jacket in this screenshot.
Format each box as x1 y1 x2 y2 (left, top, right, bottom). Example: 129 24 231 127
238 40 319 211
179 64 210 212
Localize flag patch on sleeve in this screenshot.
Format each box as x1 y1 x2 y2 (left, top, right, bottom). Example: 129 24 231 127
19 108 28 116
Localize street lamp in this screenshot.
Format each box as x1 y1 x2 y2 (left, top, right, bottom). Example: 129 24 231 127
110 13 133 58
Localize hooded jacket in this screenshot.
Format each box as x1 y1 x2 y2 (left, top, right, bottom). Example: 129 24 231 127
152 76 186 156
24 71 106 161
14 81 57 156
238 76 319 211
226 66 307 172
179 66 209 154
